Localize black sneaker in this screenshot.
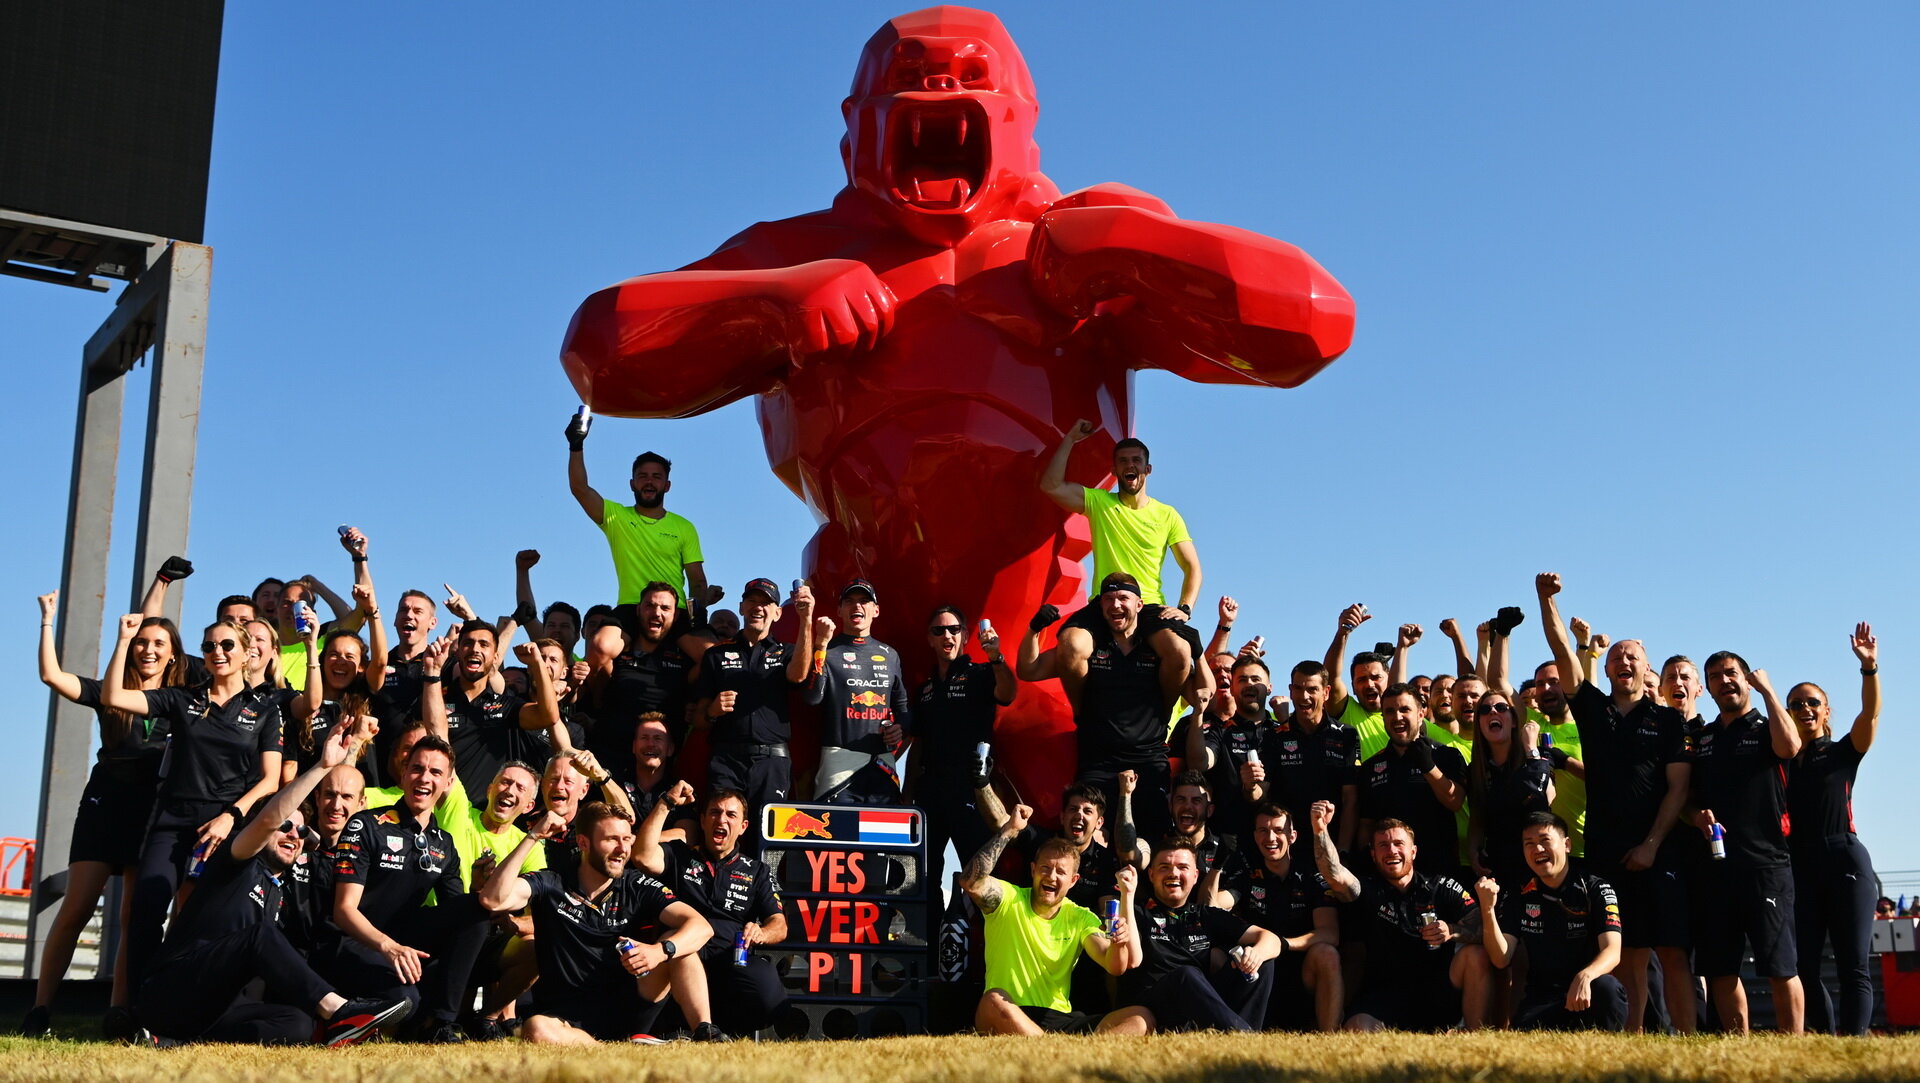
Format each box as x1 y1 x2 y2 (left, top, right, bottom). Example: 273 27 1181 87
460 1015 515 1042
20 1005 49 1038
414 1019 469 1044
323 998 413 1048
102 1006 137 1042
691 1021 732 1043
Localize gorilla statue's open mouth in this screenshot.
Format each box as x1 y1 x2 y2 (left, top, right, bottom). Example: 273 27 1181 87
885 98 988 211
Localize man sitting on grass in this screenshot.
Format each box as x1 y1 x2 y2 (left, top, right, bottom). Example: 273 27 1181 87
962 802 1142 1034
1478 813 1627 1031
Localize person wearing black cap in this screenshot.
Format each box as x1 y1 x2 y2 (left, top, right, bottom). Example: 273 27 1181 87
1021 572 1176 844
807 579 912 802
692 578 816 837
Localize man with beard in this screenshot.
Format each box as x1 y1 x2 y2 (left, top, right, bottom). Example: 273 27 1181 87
434 621 559 802
914 606 1015 889
135 727 410 1046
1040 427 1210 715
808 579 912 802
327 736 490 1042
1019 573 1175 843
1478 813 1627 1031
1108 840 1281 1033
565 424 720 624
1356 684 1467 876
1122 771 1244 904
1245 661 1360 855
963 802 1142 1035
1690 652 1804 1034
1183 656 1285 835
1313 802 1492 1032
1225 804 1342 1031
528 750 636 871
599 582 700 758
694 578 817 841
1536 572 1697 1033
635 784 788 1037
980 781 1123 914
1323 604 1391 760
482 802 721 1044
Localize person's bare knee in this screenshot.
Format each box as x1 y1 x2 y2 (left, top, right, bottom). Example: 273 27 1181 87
1097 1005 1153 1035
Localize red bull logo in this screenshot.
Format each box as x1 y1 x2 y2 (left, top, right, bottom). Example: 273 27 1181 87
772 807 834 840
850 691 886 707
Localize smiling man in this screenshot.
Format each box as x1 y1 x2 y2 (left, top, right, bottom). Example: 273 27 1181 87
565 422 720 623
808 579 912 802
1226 803 1343 1031
963 802 1141 1035
634 783 788 1038
1478 812 1626 1031
1111 839 1281 1033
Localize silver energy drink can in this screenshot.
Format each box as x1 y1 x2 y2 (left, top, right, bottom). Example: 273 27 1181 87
1418 911 1441 949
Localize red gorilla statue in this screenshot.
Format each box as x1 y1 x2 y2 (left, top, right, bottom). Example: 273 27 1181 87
561 6 1353 819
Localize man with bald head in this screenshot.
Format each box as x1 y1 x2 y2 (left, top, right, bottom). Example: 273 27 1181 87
1537 573 1696 1033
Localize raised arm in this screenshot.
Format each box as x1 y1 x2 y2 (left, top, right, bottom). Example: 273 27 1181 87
961 803 1026 914
36 593 84 702
235 726 353 860
565 415 606 523
1017 605 1060 682
512 642 570 751
1206 596 1239 661
634 781 694 875
978 623 1017 705
1084 865 1141 976
1749 668 1801 760
1439 618 1474 680
1389 623 1421 687
1567 616 1600 685
1116 769 1149 868
96 615 154 717
1324 603 1369 715
788 585 818 685
1533 574 1583 696
513 549 541 623
138 556 193 620
1039 420 1093 512
478 819 552 914
1848 622 1880 754
1475 878 1514 969
418 638 453 741
1308 800 1360 902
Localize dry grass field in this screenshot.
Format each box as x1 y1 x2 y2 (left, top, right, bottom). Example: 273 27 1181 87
1 1032 1918 1082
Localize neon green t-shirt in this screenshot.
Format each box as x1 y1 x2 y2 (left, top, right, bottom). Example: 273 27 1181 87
1342 700 1389 762
600 500 703 606
1426 724 1474 863
436 772 546 888
981 880 1102 1012
1528 708 1587 857
1080 487 1191 606
278 641 309 692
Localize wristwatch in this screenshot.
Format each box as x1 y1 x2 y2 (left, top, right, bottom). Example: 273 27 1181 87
661 939 678 959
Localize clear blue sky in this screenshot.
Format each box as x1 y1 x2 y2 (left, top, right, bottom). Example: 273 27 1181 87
5 3 1917 890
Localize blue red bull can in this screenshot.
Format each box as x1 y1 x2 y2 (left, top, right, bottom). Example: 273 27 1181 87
1104 898 1121 939
1709 823 1726 860
733 930 750 967
187 841 210 879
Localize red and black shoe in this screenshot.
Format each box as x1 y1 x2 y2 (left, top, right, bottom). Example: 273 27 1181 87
322 998 413 1047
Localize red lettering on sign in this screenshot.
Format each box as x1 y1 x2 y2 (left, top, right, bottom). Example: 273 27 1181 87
804 849 870 894
845 851 867 894
850 951 864 995
853 901 881 944
807 952 832 992
797 899 829 942
829 901 851 942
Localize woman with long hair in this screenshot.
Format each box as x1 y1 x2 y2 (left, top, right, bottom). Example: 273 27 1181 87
98 613 284 1009
25 593 187 1037
1467 688 1557 891
284 582 387 783
1787 623 1881 1035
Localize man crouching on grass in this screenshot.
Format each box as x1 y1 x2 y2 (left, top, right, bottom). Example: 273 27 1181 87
480 802 720 1043
963 802 1143 1035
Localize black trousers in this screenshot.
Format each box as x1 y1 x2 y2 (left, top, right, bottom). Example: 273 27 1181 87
1795 837 1879 1035
1134 961 1272 1032
703 947 789 1035
136 921 333 1043
709 748 791 855
128 798 224 990
1514 974 1628 1031
1078 761 1170 849
920 784 993 893
321 897 489 1024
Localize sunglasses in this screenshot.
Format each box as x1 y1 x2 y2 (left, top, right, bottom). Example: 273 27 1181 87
1475 701 1514 717
413 830 445 874
1787 698 1824 710
929 625 964 636
201 638 240 654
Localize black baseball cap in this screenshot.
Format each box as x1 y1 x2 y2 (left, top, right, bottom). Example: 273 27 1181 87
1098 572 1142 597
840 578 879 603
741 578 781 605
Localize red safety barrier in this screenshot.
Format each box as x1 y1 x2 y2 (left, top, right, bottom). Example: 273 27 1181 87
0 837 35 897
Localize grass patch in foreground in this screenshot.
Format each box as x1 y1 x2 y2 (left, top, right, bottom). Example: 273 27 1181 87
0 1031 1916 1082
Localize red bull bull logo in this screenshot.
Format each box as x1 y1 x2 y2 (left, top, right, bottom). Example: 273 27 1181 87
772 807 834 840
850 691 886 707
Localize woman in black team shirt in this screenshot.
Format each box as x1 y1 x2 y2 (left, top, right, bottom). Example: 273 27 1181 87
26 594 188 1037
1786 622 1880 1036
1466 689 1556 892
99 614 286 1003
284 583 388 784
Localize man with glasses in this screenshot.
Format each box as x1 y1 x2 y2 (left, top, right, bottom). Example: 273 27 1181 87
914 605 1015 887
327 735 489 1042
134 727 409 1046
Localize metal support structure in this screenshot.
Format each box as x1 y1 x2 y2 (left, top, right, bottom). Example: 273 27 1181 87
24 240 209 982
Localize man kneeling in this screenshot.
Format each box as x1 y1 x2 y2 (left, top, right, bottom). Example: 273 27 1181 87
480 802 717 1043
1479 812 1627 1031
962 803 1141 1034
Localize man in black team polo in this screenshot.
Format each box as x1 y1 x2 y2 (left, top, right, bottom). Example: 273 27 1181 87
1479 813 1627 1031
1107 840 1282 1033
809 579 913 802
327 736 488 1042
1225 803 1344 1031
598 581 697 757
635 784 790 1037
914 605 1015 889
1245 661 1362 854
481 802 721 1044
693 578 816 839
135 727 409 1046
1356 684 1468 875
1691 651 1805 1034
1182 655 1285 835
440 620 554 804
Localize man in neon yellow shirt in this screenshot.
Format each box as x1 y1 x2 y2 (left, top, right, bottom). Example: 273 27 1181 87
1039 420 1211 713
963 802 1142 1035
1323 603 1390 760
566 415 720 621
